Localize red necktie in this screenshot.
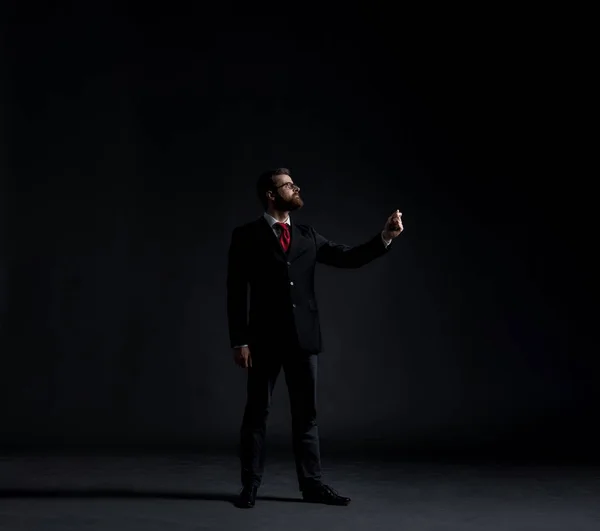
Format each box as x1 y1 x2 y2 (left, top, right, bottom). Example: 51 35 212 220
275 222 291 252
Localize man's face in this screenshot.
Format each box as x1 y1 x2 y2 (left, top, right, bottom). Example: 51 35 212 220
269 173 304 211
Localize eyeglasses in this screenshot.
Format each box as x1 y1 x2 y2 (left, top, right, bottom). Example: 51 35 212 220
274 182 299 191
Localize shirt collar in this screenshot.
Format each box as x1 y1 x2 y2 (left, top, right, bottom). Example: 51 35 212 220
263 211 290 228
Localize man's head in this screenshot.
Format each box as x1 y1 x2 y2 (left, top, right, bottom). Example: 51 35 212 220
256 168 304 212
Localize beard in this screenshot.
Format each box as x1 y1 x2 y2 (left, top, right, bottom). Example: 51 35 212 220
274 192 304 211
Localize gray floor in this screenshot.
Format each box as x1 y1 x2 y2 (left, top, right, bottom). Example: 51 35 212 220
1 452 599 530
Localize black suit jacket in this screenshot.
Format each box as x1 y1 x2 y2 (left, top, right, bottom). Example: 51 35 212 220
227 215 393 354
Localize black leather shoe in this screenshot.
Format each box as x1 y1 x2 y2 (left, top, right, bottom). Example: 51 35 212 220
302 483 351 506
236 485 258 508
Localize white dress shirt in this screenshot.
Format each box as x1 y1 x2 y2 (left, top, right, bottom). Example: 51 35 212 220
233 213 391 348
264 211 291 235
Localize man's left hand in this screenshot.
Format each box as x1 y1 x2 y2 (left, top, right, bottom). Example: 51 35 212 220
382 209 404 240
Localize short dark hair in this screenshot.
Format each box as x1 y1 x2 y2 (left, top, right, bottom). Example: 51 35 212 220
256 168 291 209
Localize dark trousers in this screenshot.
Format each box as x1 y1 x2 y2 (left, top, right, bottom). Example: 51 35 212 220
239 348 322 491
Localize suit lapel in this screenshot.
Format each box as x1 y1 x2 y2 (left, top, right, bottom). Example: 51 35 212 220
257 216 286 260
287 220 309 263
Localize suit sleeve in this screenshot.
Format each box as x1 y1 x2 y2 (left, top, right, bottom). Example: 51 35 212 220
227 227 250 348
313 227 392 268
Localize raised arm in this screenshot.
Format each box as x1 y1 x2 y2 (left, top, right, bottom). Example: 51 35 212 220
313 229 391 268
313 210 403 268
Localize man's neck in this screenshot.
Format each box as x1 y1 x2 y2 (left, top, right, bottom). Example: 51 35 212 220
266 208 290 223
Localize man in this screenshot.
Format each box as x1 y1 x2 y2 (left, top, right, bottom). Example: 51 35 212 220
227 168 403 509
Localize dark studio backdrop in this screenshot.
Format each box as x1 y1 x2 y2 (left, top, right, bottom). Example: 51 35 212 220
2 5 593 459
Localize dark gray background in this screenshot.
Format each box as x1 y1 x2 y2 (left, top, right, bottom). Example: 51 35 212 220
2 5 592 459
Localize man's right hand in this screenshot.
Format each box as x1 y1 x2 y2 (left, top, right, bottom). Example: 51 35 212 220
233 346 252 368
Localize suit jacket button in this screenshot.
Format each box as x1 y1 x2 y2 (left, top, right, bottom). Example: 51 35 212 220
286 261 291 266
292 304 296 308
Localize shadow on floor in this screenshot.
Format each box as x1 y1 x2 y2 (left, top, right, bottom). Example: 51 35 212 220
0 488 304 505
